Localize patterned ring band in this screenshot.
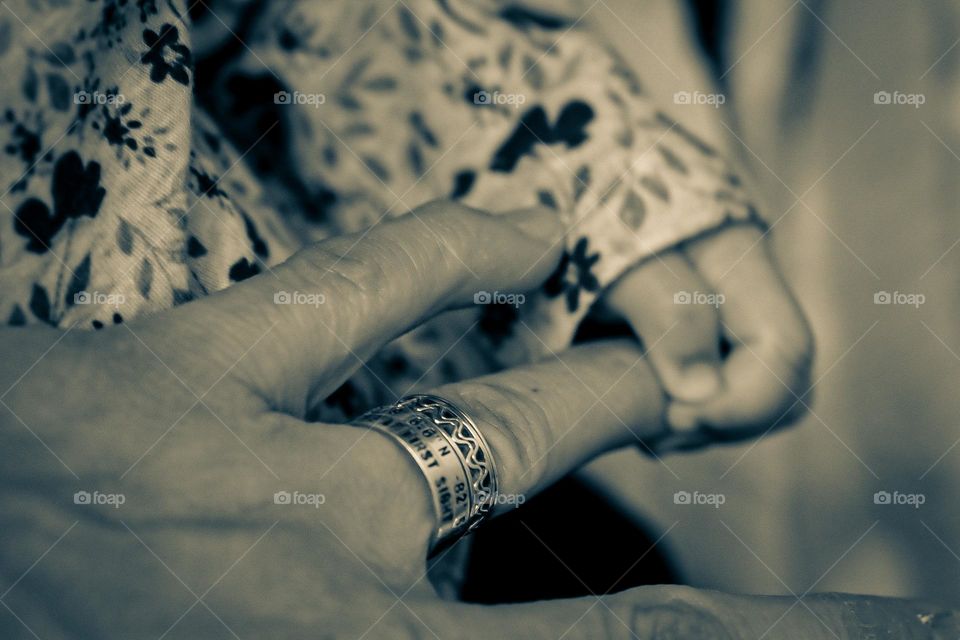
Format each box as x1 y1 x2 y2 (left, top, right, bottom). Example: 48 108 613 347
351 394 500 551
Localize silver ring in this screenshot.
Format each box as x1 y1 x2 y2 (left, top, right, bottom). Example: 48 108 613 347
352 394 499 551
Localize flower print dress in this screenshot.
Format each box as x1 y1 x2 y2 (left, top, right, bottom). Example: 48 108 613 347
0 0 761 418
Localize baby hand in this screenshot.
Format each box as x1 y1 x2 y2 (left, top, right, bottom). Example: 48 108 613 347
602 223 814 447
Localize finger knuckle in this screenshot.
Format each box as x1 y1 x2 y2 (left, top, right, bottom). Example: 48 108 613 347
626 603 735 639
610 586 736 639
672 299 717 333
663 319 718 365
595 340 642 373
653 584 703 603
289 242 380 295
768 319 815 385
418 200 485 243
422 202 494 266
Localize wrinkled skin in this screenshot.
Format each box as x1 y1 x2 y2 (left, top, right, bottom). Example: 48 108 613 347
2 202 940 639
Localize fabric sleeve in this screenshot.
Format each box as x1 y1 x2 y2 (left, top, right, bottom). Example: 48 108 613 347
450 0 764 364
233 0 762 367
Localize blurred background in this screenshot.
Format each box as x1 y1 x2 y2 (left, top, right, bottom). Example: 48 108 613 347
577 0 960 604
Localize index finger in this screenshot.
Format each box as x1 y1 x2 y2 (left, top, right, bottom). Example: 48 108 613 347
149 202 564 415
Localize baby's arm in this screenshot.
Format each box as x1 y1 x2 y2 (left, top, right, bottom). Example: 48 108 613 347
228 0 812 444
443 1 812 444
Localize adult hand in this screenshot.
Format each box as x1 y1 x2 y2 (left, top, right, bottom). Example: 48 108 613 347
0 201 663 638
0 202 946 638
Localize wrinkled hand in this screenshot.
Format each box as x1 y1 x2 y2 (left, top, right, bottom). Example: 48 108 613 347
0 202 942 638
602 223 814 447
0 202 646 638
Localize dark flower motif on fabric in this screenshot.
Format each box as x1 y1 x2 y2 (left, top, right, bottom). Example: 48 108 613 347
136 0 161 23
3 110 50 192
479 302 519 346
8 305 27 326
498 5 571 30
98 102 142 150
29 283 52 323
240 210 269 259
4 121 41 166
450 169 475 199
543 237 600 313
92 0 165 47
228 257 260 282
186 235 207 257
14 150 106 253
489 100 594 173
63 253 92 308
141 24 191 85
86 98 165 166
189 165 225 199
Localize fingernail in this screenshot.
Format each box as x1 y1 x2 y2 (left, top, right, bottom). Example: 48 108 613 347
506 207 565 245
675 363 722 402
666 403 701 432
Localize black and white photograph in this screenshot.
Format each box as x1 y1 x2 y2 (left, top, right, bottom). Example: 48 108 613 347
1 0 959 637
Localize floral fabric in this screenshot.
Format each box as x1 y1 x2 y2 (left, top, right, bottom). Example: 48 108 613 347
0 0 760 416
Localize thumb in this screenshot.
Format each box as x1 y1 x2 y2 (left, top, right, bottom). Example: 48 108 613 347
164 201 563 414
